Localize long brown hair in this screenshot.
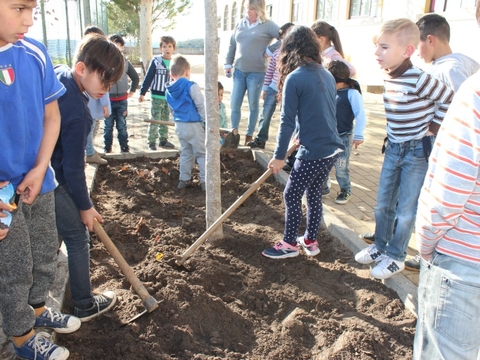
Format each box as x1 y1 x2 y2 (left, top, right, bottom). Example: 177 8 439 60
277 25 321 100
311 20 344 57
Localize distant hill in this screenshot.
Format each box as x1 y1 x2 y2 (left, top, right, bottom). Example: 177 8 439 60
177 38 204 49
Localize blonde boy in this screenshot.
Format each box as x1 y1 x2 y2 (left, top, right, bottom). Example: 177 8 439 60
165 56 206 190
139 36 177 150
354 19 455 279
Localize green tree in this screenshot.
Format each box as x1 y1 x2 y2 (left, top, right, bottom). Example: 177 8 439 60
107 3 140 38
107 0 191 69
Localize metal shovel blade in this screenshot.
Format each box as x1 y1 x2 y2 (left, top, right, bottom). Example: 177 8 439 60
120 299 164 326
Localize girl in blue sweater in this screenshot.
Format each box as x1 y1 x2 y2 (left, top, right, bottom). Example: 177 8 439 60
262 26 344 259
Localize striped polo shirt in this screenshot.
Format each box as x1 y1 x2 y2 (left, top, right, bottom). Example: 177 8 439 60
383 66 454 142
416 70 480 264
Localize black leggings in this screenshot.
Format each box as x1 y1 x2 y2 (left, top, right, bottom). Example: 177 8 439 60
283 155 337 244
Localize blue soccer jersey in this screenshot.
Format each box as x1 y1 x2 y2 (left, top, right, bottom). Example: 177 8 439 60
0 37 65 193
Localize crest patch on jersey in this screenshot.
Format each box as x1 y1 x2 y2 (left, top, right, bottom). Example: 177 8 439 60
0 67 15 86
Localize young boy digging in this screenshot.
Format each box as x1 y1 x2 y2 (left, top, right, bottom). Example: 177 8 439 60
165 55 206 190
354 18 454 279
52 34 124 322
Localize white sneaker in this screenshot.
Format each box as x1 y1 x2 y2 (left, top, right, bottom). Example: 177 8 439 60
297 236 320 256
370 255 405 279
355 244 383 264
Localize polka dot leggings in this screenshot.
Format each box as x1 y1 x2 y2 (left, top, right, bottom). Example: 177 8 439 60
283 155 338 245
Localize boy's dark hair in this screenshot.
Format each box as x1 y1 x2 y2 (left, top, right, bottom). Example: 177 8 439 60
218 81 224 91
279 22 294 38
416 13 450 42
74 34 125 88
83 25 104 36
108 34 125 46
160 36 176 48
170 55 190 77
327 60 362 94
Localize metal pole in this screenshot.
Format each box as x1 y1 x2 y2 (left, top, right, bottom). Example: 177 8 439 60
78 0 83 36
64 0 72 66
40 0 48 48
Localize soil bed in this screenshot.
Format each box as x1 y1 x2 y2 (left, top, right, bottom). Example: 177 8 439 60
59 151 415 359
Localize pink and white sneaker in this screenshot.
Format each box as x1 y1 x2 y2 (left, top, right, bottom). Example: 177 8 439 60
297 236 320 256
262 240 299 259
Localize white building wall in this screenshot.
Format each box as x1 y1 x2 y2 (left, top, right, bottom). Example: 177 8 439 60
217 0 480 87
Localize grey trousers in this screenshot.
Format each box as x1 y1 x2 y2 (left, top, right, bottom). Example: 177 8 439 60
175 122 206 183
0 191 58 336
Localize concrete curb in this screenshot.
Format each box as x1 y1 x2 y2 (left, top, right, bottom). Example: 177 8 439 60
253 149 418 317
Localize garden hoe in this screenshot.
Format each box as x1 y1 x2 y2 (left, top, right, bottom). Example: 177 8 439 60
175 143 297 269
93 219 160 324
143 118 240 150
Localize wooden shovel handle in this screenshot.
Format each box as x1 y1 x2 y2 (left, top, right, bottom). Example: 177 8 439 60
93 220 158 312
177 143 298 265
143 119 232 133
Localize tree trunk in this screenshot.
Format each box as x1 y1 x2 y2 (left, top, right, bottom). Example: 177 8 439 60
204 0 223 238
82 0 91 29
140 0 153 70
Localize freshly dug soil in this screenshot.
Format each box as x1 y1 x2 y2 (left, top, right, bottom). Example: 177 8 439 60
59 151 415 359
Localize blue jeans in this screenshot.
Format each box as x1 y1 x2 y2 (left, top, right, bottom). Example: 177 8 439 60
55 184 94 309
230 69 265 136
85 122 95 156
374 138 432 262
334 134 352 192
104 100 129 151
414 253 480 359
256 86 278 142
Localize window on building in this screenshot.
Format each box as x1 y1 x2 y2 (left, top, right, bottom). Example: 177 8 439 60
218 16 222 29
350 0 380 18
292 0 305 23
231 2 237 30
223 5 229 31
241 0 245 19
316 0 338 20
266 5 273 18
430 0 476 11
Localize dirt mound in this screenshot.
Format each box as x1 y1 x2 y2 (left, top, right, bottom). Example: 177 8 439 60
58 151 415 359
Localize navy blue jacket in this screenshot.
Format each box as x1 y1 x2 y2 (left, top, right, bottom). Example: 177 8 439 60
336 88 355 135
274 62 344 160
51 65 93 211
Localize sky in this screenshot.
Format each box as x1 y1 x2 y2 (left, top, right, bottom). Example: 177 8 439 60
158 1 206 41
27 0 207 42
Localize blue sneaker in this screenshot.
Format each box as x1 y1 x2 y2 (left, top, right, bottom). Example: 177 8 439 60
322 187 330 198
14 332 69 360
74 291 117 322
262 241 299 259
35 307 81 334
